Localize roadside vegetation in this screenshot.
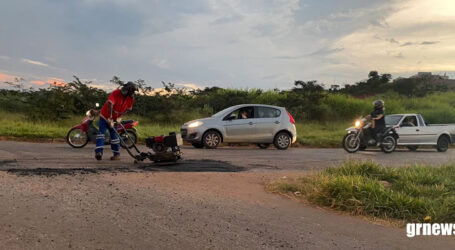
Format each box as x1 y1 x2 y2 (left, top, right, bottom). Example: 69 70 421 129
268 161 455 223
2 71 455 145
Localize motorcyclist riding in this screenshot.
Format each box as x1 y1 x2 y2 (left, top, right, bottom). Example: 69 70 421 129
370 100 385 141
95 82 138 161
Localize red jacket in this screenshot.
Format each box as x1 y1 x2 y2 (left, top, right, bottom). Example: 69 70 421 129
100 89 134 120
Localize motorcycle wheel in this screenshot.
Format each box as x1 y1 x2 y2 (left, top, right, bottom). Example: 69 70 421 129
380 135 397 153
120 130 137 149
66 128 89 148
342 133 360 153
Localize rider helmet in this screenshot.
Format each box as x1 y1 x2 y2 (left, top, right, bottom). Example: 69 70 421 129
373 100 384 109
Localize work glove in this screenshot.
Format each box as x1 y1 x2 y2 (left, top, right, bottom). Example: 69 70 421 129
107 118 114 128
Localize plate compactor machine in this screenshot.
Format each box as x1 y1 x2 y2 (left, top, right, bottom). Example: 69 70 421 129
115 122 183 164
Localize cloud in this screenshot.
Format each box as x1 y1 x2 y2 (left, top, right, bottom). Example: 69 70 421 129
22 59 49 67
0 55 9 60
154 59 170 69
176 82 203 89
401 42 414 47
331 0 455 78
421 41 439 45
30 77 66 87
0 72 16 82
30 80 47 85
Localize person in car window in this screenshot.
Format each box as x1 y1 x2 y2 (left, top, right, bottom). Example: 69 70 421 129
371 100 385 138
241 110 248 119
402 117 416 127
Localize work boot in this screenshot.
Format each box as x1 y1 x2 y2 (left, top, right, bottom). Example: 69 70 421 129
95 152 102 161
110 155 120 161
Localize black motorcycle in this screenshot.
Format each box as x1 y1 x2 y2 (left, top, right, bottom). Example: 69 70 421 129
342 116 399 153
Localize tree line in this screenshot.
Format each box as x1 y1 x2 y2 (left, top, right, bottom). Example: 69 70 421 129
0 71 452 124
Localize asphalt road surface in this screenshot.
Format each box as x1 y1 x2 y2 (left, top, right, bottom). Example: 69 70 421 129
1 141 455 171
1 141 455 249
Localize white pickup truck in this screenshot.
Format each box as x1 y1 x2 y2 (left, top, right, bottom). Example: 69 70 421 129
385 113 455 152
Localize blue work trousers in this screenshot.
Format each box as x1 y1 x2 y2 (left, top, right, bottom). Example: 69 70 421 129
95 118 120 156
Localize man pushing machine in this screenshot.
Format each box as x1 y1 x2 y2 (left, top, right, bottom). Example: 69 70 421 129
95 82 138 161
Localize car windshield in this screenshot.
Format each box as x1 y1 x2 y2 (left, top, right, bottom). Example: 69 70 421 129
385 115 403 125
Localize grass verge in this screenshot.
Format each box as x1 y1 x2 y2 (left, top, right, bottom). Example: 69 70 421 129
0 110 348 147
267 161 455 223
0 111 180 141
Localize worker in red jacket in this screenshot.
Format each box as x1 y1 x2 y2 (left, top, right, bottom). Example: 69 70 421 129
95 82 138 161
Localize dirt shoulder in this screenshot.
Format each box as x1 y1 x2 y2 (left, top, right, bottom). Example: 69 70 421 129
1 171 454 249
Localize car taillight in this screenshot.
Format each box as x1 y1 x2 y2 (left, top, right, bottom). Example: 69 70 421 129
287 111 295 124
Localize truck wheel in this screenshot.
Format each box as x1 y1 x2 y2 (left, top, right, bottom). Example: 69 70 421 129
436 136 450 152
202 130 221 149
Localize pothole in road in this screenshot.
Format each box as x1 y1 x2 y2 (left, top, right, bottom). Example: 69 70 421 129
4 160 245 177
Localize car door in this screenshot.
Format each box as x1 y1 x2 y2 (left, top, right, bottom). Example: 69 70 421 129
396 115 420 144
254 106 282 142
223 106 257 142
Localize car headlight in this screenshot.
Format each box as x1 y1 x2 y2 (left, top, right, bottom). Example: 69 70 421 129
355 120 361 128
188 121 203 128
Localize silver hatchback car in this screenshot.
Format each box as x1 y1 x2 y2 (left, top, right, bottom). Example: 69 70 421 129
180 104 297 149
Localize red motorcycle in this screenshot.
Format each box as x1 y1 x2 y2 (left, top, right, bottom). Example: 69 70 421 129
66 105 138 148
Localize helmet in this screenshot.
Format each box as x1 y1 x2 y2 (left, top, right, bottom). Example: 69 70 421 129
373 100 384 109
121 81 138 97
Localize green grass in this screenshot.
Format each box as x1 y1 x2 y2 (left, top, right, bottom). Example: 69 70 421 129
296 121 349 147
0 111 180 141
268 161 455 223
0 110 348 147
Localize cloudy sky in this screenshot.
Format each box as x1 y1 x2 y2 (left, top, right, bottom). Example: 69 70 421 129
1 0 455 90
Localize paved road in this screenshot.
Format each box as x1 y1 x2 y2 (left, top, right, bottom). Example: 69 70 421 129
1 141 455 172
1 141 455 249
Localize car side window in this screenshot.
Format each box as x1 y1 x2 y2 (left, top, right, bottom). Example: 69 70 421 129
401 116 418 127
223 107 255 120
257 107 281 118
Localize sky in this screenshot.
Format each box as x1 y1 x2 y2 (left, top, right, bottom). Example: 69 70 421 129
1 0 455 90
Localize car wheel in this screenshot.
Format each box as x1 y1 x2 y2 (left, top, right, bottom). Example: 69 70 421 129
257 143 270 149
192 142 204 149
202 130 221 149
407 146 418 151
274 132 291 150
436 135 450 152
